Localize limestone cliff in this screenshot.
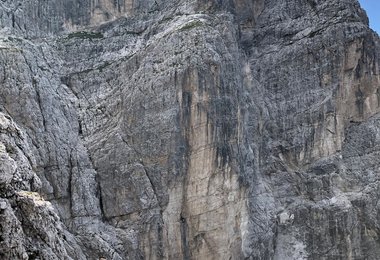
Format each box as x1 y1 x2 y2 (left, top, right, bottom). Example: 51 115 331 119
1 0 380 259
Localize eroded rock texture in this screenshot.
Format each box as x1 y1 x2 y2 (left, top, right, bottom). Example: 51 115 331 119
0 0 380 259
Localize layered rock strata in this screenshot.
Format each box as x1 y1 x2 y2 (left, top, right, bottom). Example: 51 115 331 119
0 0 380 259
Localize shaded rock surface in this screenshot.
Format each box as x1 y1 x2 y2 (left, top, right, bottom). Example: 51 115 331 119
0 0 380 259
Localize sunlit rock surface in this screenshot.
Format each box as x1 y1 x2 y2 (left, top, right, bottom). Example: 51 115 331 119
0 0 380 259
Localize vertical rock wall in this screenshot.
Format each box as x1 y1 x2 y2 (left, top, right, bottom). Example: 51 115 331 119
1 0 380 259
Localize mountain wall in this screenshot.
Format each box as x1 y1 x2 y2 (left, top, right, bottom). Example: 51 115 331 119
1 0 380 259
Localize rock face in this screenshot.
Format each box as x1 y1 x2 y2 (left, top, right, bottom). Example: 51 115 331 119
0 0 380 259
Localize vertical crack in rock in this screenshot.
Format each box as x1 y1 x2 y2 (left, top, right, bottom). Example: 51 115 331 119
96 174 106 220
180 214 190 260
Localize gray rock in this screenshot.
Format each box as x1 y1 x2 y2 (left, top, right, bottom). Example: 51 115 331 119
0 0 380 259
0 200 7 210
